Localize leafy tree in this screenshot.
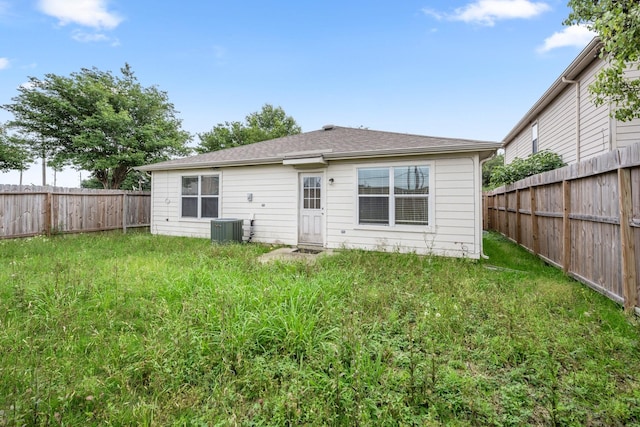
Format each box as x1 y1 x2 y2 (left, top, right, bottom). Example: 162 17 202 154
0 124 33 173
197 104 301 153
565 0 640 121
489 151 565 188
81 170 150 190
482 153 504 188
3 64 191 189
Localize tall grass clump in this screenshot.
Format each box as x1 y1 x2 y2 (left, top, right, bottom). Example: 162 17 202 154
0 230 639 425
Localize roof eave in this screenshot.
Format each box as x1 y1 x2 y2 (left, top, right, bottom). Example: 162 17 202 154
136 157 283 172
136 143 501 172
502 37 603 146
325 144 500 160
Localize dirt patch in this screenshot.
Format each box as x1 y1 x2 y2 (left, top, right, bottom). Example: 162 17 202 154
257 247 335 264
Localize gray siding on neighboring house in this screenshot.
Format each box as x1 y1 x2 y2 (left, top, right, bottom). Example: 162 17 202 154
538 84 577 163
616 117 640 148
505 59 609 165
615 68 640 149
503 38 640 166
578 59 610 160
504 127 532 164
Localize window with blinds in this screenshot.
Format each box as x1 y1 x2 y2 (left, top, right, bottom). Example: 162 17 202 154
358 166 429 226
181 175 220 218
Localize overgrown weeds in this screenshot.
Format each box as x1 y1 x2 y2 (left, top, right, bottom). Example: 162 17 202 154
0 231 639 425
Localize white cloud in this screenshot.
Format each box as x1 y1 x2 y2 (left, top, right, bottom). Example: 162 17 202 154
537 25 597 53
71 30 109 42
0 57 9 70
38 0 122 29
450 0 551 26
422 8 444 20
71 29 120 46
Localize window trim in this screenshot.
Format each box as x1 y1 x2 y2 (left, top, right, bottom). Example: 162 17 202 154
180 174 220 219
532 122 539 154
355 163 433 230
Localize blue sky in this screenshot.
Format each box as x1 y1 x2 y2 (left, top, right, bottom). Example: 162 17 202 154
0 0 596 187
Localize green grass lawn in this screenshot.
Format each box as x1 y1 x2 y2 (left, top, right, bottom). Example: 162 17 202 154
1 231 639 426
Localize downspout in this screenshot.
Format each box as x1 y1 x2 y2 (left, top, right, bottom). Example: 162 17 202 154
562 76 580 162
479 155 493 259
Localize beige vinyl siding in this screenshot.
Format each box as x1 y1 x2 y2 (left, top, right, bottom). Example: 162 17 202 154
150 169 219 238
221 165 298 244
325 155 481 258
149 155 483 258
150 170 182 235
578 59 610 160
505 55 640 167
614 67 640 148
505 129 531 164
505 86 577 165
150 165 299 244
616 117 640 148
538 85 577 164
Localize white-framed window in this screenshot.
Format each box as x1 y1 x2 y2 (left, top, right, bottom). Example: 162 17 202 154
532 122 539 154
181 175 219 218
357 165 430 226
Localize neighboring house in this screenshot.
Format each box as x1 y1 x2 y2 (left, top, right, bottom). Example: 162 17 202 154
138 126 499 258
503 37 640 164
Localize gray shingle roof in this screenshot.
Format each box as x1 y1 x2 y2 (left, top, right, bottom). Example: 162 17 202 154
138 126 501 171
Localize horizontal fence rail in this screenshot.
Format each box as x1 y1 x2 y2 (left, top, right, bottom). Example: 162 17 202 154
483 143 640 314
0 185 150 239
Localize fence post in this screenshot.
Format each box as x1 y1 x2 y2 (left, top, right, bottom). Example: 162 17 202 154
485 194 493 230
491 193 500 231
531 186 539 255
44 192 52 236
562 180 571 273
122 193 128 234
618 167 637 312
482 194 487 230
489 193 498 231
515 189 521 244
505 190 510 239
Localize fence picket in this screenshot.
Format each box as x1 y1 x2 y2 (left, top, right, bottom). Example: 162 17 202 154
484 142 640 314
0 185 150 238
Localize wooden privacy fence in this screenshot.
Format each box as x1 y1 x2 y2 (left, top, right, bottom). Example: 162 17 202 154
0 185 150 239
484 143 640 314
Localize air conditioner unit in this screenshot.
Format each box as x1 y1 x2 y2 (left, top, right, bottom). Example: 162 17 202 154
211 218 244 243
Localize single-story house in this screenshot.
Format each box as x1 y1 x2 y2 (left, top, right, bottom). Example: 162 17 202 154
138 125 500 258
503 37 640 165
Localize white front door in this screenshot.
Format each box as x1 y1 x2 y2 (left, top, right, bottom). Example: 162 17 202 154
299 174 324 245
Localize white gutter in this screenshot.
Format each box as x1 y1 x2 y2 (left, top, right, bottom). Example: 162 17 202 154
479 155 495 259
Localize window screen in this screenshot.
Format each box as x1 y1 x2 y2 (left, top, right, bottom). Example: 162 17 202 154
358 166 429 226
181 175 219 219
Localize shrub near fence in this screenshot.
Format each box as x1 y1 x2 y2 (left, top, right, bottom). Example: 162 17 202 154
484 142 640 314
0 185 150 239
